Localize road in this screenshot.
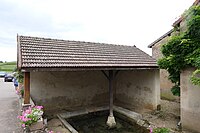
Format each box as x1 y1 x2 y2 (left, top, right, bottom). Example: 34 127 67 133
0 78 22 133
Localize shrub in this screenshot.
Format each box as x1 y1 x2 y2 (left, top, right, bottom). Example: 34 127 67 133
153 127 170 133
18 106 43 128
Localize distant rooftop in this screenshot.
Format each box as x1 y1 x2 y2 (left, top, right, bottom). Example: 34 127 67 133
17 35 157 71
148 29 173 48
149 0 200 48
173 0 200 26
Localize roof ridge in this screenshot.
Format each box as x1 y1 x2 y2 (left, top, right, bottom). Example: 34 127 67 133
19 35 136 48
134 45 156 60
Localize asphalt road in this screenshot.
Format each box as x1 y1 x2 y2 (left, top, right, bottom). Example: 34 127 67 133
0 78 22 133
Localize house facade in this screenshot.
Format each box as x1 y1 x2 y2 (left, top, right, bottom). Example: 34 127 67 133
148 0 200 132
148 29 177 101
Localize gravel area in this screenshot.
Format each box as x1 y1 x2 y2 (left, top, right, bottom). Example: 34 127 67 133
142 100 194 133
142 100 180 131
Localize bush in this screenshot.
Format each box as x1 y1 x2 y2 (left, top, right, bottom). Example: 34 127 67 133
18 106 43 128
153 127 170 133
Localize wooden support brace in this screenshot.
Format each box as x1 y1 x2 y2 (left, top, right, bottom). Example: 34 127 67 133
101 70 109 80
24 72 30 104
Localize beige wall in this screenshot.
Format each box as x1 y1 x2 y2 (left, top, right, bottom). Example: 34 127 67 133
152 36 169 59
152 36 178 101
181 68 200 132
30 70 160 113
30 71 109 111
115 69 160 113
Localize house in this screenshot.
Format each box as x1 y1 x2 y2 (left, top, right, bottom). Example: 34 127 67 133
17 35 160 127
148 0 200 102
148 29 176 101
148 0 200 132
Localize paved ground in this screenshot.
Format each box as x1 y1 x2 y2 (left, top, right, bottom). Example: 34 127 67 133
0 78 22 133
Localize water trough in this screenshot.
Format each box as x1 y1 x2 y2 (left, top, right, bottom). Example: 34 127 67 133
57 106 151 133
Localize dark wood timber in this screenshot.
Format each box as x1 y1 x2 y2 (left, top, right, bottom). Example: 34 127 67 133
114 70 120 77
101 70 120 117
101 70 109 80
109 70 114 116
24 72 30 104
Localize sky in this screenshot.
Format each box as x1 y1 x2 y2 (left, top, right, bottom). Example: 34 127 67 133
0 0 195 61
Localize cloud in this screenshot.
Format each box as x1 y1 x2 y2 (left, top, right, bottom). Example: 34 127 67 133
0 0 194 61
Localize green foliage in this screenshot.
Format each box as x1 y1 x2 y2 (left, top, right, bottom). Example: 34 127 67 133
20 88 24 97
18 106 43 127
190 69 200 85
0 61 16 72
14 71 24 83
171 85 180 96
158 5 200 96
153 127 170 133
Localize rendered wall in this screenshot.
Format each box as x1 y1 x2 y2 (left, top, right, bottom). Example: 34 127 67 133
152 36 178 101
30 70 160 113
115 69 160 113
30 71 109 111
181 68 200 132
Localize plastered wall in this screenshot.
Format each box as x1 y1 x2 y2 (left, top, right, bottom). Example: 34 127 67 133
30 71 109 111
181 68 200 132
115 69 160 113
30 70 160 113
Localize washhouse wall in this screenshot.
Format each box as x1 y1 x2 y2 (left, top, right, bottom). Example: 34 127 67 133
30 70 160 113
115 69 160 113
181 67 200 132
30 71 109 111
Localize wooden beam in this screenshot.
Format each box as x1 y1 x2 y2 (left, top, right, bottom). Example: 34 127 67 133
109 70 114 116
114 70 120 78
101 70 109 80
24 72 30 104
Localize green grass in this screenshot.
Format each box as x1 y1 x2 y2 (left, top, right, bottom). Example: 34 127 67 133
0 61 16 72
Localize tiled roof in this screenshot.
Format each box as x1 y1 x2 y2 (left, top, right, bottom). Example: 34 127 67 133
148 29 173 48
17 35 157 70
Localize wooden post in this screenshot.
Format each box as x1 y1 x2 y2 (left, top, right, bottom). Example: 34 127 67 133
106 70 116 128
24 72 30 104
101 70 117 128
109 70 114 116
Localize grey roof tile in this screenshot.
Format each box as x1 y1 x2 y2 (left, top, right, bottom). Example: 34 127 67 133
17 35 157 69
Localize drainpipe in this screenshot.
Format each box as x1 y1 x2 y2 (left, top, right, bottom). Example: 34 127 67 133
106 70 116 128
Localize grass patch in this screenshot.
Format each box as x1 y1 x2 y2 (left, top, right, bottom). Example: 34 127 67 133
0 61 16 72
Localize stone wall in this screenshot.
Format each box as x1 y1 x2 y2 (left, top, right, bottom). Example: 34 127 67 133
115 69 160 113
30 70 160 113
181 68 200 132
152 36 177 101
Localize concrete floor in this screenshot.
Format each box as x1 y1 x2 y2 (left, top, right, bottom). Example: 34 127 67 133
0 78 22 133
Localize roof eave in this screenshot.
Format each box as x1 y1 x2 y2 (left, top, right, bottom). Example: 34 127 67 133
21 66 159 72
17 34 22 70
148 29 173 48
173 0 200 27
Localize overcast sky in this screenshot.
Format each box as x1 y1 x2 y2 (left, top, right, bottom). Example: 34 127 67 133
0 0 195 61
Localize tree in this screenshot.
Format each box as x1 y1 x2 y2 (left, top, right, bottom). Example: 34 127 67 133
158 5 200 96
